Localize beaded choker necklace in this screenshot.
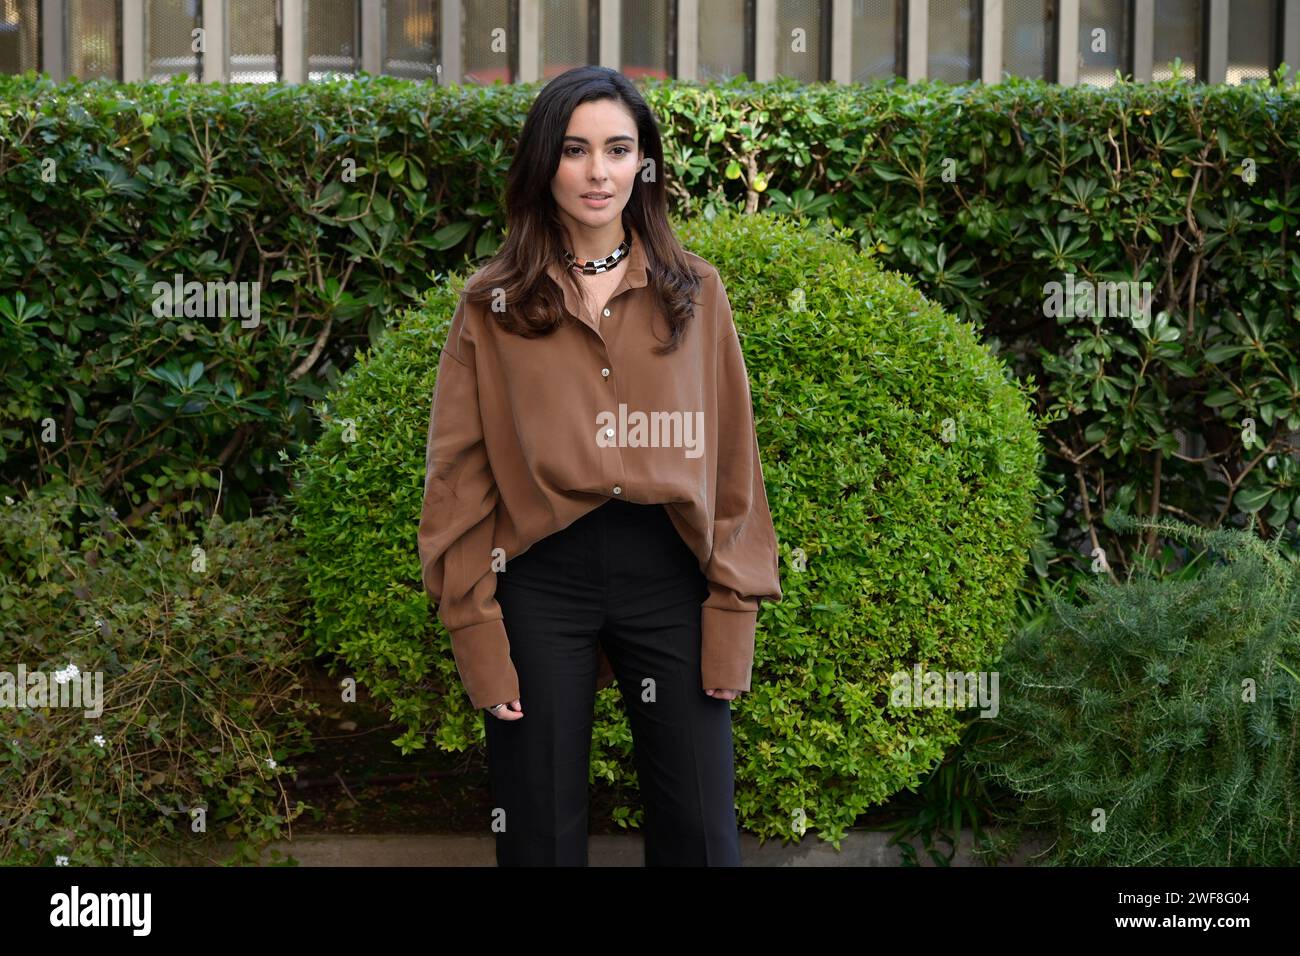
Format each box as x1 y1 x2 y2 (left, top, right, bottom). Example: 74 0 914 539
564 230 632 275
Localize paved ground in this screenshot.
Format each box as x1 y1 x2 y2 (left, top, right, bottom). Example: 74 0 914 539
175 828 1050 866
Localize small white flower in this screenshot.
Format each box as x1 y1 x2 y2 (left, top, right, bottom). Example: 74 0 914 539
92 735 106 748
55 855 69 866
265 757 277 770
4 496 12 505
54 664 80 684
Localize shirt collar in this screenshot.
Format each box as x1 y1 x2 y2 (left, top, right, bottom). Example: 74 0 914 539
546 223 649 322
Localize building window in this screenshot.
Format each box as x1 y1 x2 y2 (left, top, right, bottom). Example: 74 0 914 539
1152 0 1201 80
928 0 978 82
462 0 513 85
0 0 39 73
851 0 901 83
384 0 437 80
698 0 748 82
66 0 120 79
228 0 279 81
540 0 593 80
1227 0 1277 85
1003 0 1054 80
1077 0 1128 86
148 0 201 81
0 0 39 74
306 0 359 80
774 0 829 81
621 0 672 80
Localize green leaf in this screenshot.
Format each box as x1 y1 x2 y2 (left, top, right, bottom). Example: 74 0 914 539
371 193 395 222
1233 485 1273 513
429 221 472 250
1203 344 1245 364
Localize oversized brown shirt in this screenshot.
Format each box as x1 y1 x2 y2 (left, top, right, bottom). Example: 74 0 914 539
417 224 782 710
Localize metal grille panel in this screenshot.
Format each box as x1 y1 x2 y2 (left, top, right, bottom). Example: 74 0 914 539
1003 0 1052 79
0 0 40 74
850 0 898 83
67 0 120 79
228 0 279 81
698 0 746 82
306 0 358 80
1227 0 1276 85
1077 0 1127 86
620 0 669 80
774 0 823 81
148 0 201 81
928 0 977 82
383 0 437 80
540 0 589 81
462 0 511 85
1152 0 1201 80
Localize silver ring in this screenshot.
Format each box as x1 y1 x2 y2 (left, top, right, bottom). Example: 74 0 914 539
489 703 505 713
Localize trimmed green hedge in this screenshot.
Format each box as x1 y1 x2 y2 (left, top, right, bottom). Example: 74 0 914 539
290 210 1041 842
4 72 1300 584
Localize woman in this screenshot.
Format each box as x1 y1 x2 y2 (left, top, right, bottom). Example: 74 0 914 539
417 65 782 866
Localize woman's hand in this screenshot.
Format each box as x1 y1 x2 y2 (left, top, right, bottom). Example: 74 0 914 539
485 698 524 720
704 688 743 701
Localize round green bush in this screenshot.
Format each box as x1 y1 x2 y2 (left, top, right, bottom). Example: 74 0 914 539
289 208 1041 844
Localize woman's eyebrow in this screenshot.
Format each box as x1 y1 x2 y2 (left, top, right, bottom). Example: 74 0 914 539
563 134 637 144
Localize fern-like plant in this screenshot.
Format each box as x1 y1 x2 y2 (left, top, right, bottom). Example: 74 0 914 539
965 513 1300 865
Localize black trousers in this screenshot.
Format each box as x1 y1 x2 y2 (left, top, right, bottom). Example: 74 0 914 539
485 496 742 866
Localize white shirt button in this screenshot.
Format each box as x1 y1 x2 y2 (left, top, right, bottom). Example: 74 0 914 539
612 485 622 495
605 428 614 438
601 368 610 377
603 308 611 317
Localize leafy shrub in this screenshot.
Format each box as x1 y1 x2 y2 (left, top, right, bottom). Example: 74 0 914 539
291 209 1041 843
965 513 1300 865
0 485 315 865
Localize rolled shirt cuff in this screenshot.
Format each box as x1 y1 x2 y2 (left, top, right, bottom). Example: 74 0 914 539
449 618 520 710
700 605 757 692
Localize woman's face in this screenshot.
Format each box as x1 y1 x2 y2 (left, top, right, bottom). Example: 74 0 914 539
551 98 643 237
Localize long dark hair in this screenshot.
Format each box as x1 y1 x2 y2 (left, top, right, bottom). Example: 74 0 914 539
461 66 702 355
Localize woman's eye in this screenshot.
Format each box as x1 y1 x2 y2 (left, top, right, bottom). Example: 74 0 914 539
565 146 632 157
